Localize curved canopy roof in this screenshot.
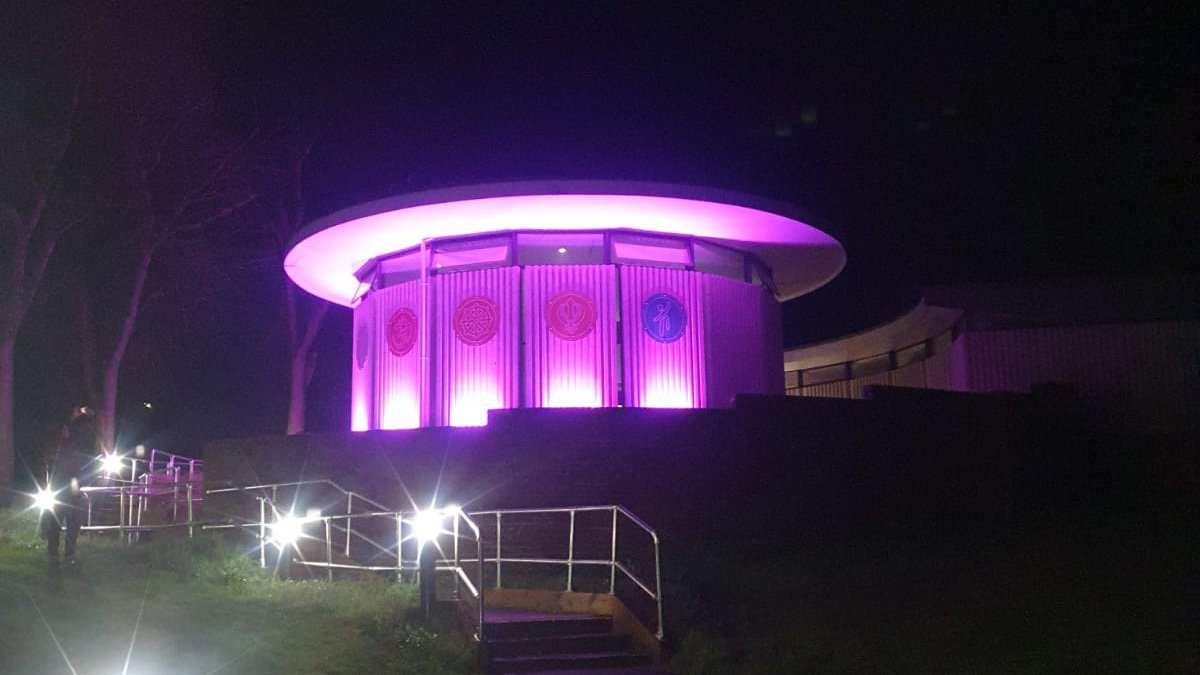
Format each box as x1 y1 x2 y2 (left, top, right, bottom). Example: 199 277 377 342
285 181 846 306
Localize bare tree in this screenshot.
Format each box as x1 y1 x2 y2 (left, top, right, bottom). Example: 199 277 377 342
71 5 255 451
258 140 329 434
0 8 87 495
78 110 256 451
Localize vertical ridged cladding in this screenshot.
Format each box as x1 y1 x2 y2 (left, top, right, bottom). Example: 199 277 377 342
891 361 927 388
801 381 853 399
619 266 706 408
371 280 422 429
959 321 1199 433
433 266 521 426
350 294 376 430
524 265 619 408
702 274 781 407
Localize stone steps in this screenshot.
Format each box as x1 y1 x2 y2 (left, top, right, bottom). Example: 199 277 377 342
482 609 654 674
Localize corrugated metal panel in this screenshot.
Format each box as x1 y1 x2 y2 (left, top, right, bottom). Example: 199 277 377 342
891 361 926 389
801 380 853 398
433 267 521 426
350 296 375 431
923 332 954 390
620 266 706 408
524 265 618 408
372 281 423 429
851 372 892 398
703 274 779 407
960 320 1199 433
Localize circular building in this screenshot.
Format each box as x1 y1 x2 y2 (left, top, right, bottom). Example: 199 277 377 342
285 182 845 429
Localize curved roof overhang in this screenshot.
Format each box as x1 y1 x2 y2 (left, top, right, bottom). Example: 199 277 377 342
783 302 964 371
285 181 846 306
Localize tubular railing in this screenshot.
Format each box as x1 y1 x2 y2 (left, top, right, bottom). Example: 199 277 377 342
70 475 661 643
206 479 392 557
469 505 664 640
254 501 487 641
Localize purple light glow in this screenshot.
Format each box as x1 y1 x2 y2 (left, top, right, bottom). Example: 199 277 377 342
525 265 619 410
286 183 845 306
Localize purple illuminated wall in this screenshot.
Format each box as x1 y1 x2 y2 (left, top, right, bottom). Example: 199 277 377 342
350 295 376 431
524 265 619 408
352 262 785 429
434 267 521 426
373 281 423 429
703 274 783 405
620 267 707 408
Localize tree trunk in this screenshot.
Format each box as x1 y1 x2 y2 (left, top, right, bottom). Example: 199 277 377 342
95 243 155 452
286 349 307 435
0 338 15 502
285 297 329 435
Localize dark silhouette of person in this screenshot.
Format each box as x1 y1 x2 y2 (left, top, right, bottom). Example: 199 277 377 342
41 405 96 563
419 539 438 618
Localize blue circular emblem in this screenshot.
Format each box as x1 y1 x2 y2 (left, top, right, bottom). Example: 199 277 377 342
641 293 687 343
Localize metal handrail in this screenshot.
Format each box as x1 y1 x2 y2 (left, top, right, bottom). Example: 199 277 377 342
255 500 487 641
466 504 663 640
207 479 391 512
73 478 659 642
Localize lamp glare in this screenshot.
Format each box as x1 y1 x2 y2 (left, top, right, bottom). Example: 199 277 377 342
100 453 123 476
270 514 304 547
33 488 56 512
413 509 443 544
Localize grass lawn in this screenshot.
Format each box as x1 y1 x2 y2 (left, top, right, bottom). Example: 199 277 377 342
0 508 477 675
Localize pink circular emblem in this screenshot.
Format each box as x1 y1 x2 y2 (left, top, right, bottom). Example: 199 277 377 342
453 296 499 346
546 291 595 341
386 308 418 357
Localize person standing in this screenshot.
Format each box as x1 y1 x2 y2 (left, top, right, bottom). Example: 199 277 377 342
41 405 96 564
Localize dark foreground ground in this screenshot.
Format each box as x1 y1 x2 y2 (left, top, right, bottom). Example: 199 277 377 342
1 503 1195 674
663 504 1198 674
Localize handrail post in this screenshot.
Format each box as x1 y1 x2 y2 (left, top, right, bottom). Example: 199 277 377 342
258 498 266 569
477 534 485 643
118 487 126 542
186 483 194 538
653 532 663 641
324 518 334 582
609 506 618 594
495 513 502 588
396 513 403 581
566 509 576 592
344 493 353 557
453 509 461 599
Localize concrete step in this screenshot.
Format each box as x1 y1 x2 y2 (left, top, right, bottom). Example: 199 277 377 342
481 608 654 673
490 651 651 673
484 610 613 640
507 670 668 675
487 632 628 658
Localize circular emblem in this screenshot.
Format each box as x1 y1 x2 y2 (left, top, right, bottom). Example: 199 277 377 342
547 291 595 341
453 296 500 346
386 308 418 357
641 293 687 343
355 322 369 369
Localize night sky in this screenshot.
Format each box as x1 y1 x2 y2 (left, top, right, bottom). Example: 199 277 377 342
11 2 1198 454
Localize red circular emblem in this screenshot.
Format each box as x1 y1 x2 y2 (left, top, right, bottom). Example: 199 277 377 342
453 296 499 346
386 309 418 357
546 291 595 341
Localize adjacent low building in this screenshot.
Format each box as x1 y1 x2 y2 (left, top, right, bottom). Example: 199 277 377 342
784 274 1199 435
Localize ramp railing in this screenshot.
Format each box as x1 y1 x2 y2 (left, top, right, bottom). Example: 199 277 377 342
470 505 664 640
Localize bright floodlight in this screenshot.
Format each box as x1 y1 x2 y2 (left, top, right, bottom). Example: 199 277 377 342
99 453 123 476
33 488 57 512
413 509 444 544
270 513 305 547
